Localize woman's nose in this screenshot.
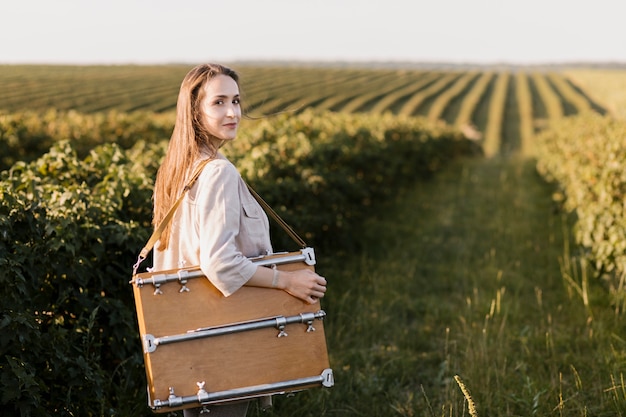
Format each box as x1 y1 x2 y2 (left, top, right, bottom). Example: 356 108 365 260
226 104 237 118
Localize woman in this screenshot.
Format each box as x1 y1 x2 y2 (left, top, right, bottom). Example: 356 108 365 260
152 64 327 416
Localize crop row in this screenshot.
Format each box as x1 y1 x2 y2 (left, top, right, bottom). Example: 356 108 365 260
535 112 626 298
564 69 626 120
0 65 609 156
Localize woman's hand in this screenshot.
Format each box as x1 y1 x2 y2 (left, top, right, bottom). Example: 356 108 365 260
278 269 327 304
247 266 327 304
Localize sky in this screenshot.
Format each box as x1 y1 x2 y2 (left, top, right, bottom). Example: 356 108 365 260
1 0 625 65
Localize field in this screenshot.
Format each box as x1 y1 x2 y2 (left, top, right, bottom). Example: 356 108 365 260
1 64 626 417
565 69 626 120
0 64 610 157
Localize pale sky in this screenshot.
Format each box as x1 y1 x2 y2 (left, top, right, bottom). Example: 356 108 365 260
1 0 625 65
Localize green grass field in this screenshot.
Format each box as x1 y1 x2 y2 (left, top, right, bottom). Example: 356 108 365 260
292 156 625 416
2 64 625 416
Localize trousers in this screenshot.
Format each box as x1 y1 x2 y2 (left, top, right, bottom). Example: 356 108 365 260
182 401 249 417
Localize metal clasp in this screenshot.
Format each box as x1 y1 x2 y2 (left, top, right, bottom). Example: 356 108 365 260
178 269 190 293
153 283 163 295
132 255 145 276
300 312 317 332
166 387 183 407
302 247 316 265
275 316 288 337
197 381 210 403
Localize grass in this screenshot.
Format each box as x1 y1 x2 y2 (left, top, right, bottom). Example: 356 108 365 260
247 155 626 416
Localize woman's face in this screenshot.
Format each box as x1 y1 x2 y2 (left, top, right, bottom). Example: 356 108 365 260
200 74 241 141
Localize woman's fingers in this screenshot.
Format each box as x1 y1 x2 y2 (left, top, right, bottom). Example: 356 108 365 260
286 269 328 303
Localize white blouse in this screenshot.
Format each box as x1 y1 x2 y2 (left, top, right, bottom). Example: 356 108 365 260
152 153 272 296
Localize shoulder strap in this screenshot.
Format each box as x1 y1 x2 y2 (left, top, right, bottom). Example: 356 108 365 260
133 158 213 273
245 183 308 248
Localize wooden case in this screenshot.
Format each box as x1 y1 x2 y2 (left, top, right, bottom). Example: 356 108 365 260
130 248 333 413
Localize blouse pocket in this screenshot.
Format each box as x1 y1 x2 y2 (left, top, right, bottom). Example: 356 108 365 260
241 202 266 237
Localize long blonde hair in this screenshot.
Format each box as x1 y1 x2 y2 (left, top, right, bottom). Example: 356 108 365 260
153 63 241 250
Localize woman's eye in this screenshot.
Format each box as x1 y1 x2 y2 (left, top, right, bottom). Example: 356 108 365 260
215 100 224 105
233 99 240 105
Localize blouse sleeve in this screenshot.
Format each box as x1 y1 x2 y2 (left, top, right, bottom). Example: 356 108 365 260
193 161 258 296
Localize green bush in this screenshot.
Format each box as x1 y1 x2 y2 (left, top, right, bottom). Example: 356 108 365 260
0 109 174 171
0 140 164 416
535 112 626 288
0 110 479 416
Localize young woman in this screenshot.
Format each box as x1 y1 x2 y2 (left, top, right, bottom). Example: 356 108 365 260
152 64 327 417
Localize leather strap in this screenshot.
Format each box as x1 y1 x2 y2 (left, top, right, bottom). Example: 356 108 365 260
136 158 213 263
245 183 307 248
133 159 307 273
